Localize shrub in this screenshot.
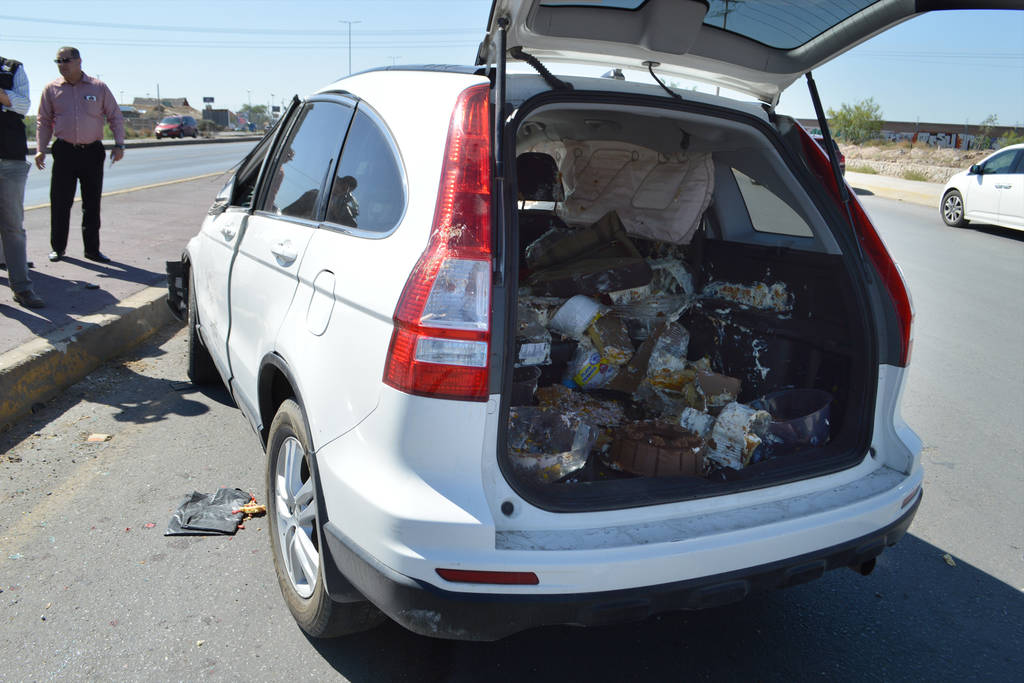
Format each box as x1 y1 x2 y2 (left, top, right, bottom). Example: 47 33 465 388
996 130 1024 148
848 164 878 174
901 170 930 182
827 98 884 144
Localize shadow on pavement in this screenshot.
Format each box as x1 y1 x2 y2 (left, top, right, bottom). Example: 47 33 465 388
969 223 1024 242
852 186 875 196
0 261 162 340
307 534 1023 682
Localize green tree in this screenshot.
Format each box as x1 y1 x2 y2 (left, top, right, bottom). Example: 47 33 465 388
237 104 269 126
996 129 1024 148
826 98 883 144
974 114 998 150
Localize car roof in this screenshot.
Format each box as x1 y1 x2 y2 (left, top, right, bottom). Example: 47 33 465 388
482 0 1019 105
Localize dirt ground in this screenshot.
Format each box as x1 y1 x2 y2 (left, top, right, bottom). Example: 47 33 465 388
842 143 993 183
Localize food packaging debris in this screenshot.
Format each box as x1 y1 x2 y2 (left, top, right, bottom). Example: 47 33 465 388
633 380 691 420
701 281 793 313
87 433 112 442
679 407 716 439
565 339 620 390
706 402 772 470
607 421 706 477
535 384 627 427
942 553 957 567
528 257 653 298
612 295 691 342
507 407 597 483
525 210 643 270
608 283 653 305
515 301 552 367
646 323 691 391
751 388 832 456
164 488 254 536
649 258 695 297
695 370 742 414
510 366 542 405
586 314 634 366
606 321 667 394
548 295 606 340
516 340 551 368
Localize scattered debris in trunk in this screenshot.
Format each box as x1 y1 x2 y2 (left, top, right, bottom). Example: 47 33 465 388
507 209 835 486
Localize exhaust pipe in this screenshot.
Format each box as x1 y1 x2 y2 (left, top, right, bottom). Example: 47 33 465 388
852 558 876 576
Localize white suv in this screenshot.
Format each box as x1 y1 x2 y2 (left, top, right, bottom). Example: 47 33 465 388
167 0 948 640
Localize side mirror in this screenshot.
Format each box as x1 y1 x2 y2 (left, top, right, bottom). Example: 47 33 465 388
969 164 983 175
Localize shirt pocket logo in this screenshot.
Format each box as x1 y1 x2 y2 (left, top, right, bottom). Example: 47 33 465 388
85 95 97 102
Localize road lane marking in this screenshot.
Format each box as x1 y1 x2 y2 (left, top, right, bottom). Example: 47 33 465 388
25 170 228 211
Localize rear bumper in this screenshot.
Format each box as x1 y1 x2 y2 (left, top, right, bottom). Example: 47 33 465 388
322 492 920 641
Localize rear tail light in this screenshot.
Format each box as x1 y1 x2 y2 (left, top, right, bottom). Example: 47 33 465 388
383 84 493 401
800 129 914 366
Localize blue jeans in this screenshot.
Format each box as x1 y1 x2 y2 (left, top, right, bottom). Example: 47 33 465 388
0 158 33 294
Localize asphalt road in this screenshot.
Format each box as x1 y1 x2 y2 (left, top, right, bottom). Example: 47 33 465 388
0 194 1021 681
23 141 258 207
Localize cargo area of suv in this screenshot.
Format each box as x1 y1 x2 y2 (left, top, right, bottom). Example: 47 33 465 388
499 95 875 510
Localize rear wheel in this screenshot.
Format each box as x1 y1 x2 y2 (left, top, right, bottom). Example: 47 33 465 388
186 270 218 384
941 189 968 227
266 399 384 638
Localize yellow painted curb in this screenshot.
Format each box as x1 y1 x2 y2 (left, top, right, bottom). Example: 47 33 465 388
25 171 225 212
0 286 179 431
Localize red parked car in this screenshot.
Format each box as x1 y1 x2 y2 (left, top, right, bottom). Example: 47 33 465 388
155 115 198 139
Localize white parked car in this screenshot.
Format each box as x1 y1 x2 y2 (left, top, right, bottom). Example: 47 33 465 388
941 143 1024 231
167 0 950 641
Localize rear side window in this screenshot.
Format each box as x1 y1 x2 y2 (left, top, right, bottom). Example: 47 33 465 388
325 109 405 233
263 101 353 221
981 150 1020 175
731 168 814 238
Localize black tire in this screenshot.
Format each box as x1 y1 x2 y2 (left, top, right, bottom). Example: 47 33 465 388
941 189 968 227
186 270 218 384
266 399 385 638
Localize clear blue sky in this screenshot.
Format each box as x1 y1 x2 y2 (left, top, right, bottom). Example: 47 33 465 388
3 1 1021 127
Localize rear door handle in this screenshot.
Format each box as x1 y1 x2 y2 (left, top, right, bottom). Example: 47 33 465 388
271 240 299 265
220 226 236 240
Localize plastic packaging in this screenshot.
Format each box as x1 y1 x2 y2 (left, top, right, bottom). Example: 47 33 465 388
646 322 691 390
752 388 832 455
565 339 619 390
587 314 634 366
705 402 772 470
548 295 606 340
507 407 597 484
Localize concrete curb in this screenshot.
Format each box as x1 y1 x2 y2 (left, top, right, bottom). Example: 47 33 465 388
0 286 179 431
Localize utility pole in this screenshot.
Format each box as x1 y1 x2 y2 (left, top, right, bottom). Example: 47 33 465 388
339 20 361 75
119 90 124 104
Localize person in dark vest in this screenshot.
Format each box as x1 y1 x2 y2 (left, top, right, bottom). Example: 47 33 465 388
0 54 45 308
35 46 124 264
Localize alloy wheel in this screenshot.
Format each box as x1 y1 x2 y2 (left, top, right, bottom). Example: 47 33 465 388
273 435 319 599
943 193 963 224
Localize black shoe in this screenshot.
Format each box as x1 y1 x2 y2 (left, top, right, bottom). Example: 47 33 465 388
84 251 111 263
48 251 64 262
13 290 45 309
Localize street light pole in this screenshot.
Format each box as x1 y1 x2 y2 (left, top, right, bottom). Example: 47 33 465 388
339 20 362 75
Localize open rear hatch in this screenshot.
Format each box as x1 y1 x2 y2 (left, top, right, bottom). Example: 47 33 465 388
499 93 876 510
484 0 994 510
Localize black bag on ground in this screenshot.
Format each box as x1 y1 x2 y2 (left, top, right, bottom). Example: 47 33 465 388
165 488 252 536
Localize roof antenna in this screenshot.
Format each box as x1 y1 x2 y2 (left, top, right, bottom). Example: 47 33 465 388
644 61 683 103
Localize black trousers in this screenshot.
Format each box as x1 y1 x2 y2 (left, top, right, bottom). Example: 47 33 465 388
50 139 105 254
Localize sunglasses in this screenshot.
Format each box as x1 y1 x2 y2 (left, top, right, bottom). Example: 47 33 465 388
54 57 77 64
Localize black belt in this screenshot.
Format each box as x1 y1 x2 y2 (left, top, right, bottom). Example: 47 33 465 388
56 139 101 149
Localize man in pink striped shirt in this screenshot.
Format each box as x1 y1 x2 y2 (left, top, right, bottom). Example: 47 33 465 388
35 46 124 264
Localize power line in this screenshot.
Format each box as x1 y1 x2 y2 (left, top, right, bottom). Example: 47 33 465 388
0 14 478 36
